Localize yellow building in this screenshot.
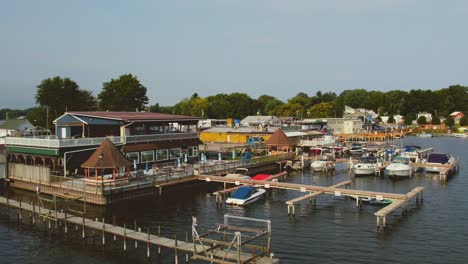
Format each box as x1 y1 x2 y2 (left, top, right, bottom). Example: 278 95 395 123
199 127 274 144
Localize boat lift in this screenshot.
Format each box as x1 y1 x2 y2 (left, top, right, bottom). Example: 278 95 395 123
191 214 274 264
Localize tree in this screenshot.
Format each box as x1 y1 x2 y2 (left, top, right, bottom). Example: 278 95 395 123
35 76 96 129
417 116 427 125
307 102 334 118
444 115 455 127
404 113 416 125
459 115 468 126
431 115 441 125
98 74 148 111
387 115 395 124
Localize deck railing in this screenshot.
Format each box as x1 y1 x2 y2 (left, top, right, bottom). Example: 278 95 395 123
5 132 199 148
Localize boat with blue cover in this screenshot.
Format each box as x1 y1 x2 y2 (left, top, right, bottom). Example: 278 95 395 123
225 186 266 206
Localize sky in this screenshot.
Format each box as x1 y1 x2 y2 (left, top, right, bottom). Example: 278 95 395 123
1 0 468 109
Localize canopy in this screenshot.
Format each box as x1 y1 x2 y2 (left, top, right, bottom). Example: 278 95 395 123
81 138 131 169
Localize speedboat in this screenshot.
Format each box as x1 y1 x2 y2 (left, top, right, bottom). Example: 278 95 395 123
417 132 432 138
225 186 266 206
349 143 364 155
400 146 432 172
310 154 336 172
425 153 456 173
385 156 412 177
353 156 383 176
225 168 251 179
292 156 312 170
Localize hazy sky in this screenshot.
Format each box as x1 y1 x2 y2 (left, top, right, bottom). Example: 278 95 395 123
1 0 467 109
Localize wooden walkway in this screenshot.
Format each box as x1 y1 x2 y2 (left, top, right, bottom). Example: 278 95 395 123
0 196 278 263
197 175 424 227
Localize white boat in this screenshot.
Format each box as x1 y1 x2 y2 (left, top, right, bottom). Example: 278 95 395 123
292 156 312 170
452 133 467 138
225 186 266 206
225 168 251 179
385 156 412 177
310 154 336 172
400 146 432 172
417 132 432 138
425 153 456 173
349 143 364 155
353 156 383 176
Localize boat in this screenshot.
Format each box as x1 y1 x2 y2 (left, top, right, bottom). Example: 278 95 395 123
452 133 468 138
252 174 271 180
400 146 432 172
425 152 456 173
349 143 364 155
310 154 336 172
225 186 266 206
416 132 432 138
385 156 412 177
353 156 383 176
292 156 312 170
225 168 251 179
368 198 393 205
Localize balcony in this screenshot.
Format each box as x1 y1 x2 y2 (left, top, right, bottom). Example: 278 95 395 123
5 132 199 149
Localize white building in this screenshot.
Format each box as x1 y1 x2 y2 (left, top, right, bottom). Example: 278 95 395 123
0 119 34 138
241 116 281 127
450 111 464 124
417 112 432 122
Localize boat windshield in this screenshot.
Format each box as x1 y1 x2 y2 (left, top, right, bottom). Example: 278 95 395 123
393 157 409 164
359 157 377 163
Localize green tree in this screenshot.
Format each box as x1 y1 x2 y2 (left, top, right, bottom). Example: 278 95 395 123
459 115 468 126
307 102 334 118
35 76 96 129
444 115 455 127
272 102 303 117
98 74 148 111
387 115 395 124
288 92 311 108
431 115 441 125
404 113 416 125
417 116 427 125
256 95 284 115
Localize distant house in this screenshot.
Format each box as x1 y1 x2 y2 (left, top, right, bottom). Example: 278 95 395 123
380 115 404 124
241 116 281 127
417 112 432 122
450 111 464 124
0 119 34 138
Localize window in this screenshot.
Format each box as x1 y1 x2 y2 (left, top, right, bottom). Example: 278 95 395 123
141 150 155 163
188 146 198 157
170 148 181 159
126 152 139 164
155 149 169 161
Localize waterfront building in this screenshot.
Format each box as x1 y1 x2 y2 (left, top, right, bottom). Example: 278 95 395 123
199 126 276 144
450 111 464 124
240 115 281 127
0 118 34 141
198 119 228 129
4 111 202 180
417 112 433 122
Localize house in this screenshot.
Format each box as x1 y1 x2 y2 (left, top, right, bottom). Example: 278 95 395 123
417 112 432 122
305 118 363 134
0 118 34 137
240 116 281 127
5 111 202 179
450 111 464 124
379 115 404 124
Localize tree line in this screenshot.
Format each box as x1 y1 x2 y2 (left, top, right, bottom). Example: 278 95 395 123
1 74 467 129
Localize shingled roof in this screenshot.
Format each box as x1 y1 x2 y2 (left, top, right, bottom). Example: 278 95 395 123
81 139 131 169
264 128 290 146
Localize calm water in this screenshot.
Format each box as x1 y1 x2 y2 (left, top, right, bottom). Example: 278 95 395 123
1 136 467 264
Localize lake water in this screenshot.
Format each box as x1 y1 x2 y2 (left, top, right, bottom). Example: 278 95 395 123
0 136 466 264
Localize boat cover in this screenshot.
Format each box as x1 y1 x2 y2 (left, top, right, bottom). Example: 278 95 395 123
252 174 271 180
404 146 421 152
231 186 254 199
427 153 449 164
359 157 377 163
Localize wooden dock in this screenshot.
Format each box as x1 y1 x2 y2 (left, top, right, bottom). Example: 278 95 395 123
197 175 424 227
0 196 279 263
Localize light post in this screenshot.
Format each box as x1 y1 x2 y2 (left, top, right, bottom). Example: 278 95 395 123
99 152 104 193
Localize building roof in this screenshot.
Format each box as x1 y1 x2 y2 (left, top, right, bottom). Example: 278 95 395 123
264 129 291 146
202 127 278 134
0 119 33 130
81 139 131 169
59 111 201 123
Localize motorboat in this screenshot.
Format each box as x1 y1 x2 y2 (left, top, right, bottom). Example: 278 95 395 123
349 143 364 155
385 156 412 177
353 156 383 176
252 174 271 180
292 156 312 170
417 132 432 138
225 168 251 179
425 153 457 173
225 186 266 206
400 146 432 172
310 154 336 172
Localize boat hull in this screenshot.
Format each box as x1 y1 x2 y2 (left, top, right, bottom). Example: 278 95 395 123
225 189 266 206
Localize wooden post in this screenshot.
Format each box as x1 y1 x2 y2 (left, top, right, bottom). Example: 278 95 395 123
174 234 179 264
102 218 106 245
147 227 151 258
185 232 189 262
18 199 22 221
123 224 127 252
158 225 161 255
134 219 138 248
32 202 36 224
82 214 85 239
113 216 117 241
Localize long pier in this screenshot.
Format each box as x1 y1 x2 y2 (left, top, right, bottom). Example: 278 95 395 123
197 175 424 227
0 196 278 263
